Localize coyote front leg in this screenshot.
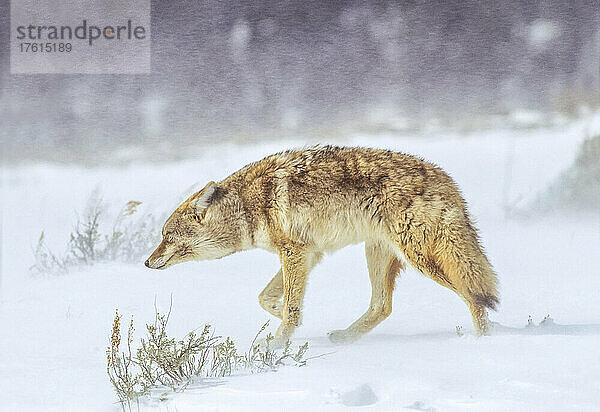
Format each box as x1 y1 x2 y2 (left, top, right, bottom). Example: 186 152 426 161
258 268 284 319
259 251 323 321
272 245 322 342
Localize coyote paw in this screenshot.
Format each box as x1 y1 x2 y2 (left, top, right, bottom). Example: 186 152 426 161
256 336 287 350
260 300 283 319
328 329 359 345
269 302 284 319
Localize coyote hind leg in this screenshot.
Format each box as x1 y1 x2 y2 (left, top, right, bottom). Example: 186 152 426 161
397 227 497 336
469 301 490 336
328 242 404 344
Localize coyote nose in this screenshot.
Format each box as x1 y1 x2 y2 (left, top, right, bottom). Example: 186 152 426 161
144 259 150 267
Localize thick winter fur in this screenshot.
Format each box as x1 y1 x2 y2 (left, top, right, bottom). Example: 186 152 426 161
146 146 499 343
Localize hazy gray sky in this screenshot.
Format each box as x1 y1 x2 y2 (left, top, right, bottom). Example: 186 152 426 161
1 0 598 162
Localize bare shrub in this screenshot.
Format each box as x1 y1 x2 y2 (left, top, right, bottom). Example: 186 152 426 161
534 134 600 212
69 194 103 264
134 305 220 391
106 311 144 411
106 304 310 410
243 324 309 372
31 232 68 274
31 193 161 275
104 201 160 263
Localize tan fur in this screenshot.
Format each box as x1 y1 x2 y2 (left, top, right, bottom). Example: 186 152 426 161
146 146 499 343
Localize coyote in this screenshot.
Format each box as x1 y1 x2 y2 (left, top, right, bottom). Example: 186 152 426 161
146 146 498 344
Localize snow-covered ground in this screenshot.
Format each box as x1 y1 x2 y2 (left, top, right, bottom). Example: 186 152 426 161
1 114 599 411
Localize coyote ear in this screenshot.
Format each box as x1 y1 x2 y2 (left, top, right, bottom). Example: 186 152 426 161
191 181 217 211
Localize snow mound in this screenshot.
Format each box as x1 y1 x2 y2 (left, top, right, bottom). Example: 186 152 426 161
341 383 378 407
406 400 436 411
329 383 378 407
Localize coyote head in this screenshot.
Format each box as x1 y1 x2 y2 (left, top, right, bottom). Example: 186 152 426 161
145 181 243 269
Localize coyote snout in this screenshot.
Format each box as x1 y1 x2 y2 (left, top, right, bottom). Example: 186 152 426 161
146 146 499 345
145 241 176 269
